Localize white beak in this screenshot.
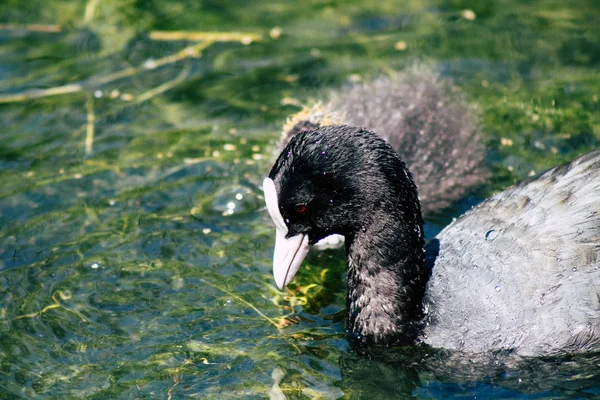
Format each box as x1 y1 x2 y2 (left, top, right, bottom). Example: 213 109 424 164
263 178 310 289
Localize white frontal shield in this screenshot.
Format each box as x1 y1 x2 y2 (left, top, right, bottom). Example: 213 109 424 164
263 178 310 289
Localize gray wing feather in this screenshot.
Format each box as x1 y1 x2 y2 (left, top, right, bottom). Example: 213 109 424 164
426 151 600 355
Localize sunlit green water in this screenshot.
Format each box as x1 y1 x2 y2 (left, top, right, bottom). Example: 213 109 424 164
1 0 599 398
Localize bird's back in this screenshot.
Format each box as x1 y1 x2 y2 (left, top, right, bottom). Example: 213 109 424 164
425 151 600 355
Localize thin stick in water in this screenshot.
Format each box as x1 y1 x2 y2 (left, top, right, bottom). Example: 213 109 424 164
85 94 95 155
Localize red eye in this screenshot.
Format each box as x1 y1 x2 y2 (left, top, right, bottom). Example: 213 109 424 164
296 204 307 213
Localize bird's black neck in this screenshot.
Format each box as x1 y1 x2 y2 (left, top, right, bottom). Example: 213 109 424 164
345 208 427 347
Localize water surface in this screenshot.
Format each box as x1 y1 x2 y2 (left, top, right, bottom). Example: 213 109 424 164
1 0 599 398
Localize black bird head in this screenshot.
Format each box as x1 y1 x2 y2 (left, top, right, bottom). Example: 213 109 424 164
264 125 423 289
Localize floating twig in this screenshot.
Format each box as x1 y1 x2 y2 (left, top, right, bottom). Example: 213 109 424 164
200 278 282 331
135 62 192 104
0 31 252 104
0 23 61 33
16 290 90 322
85 93 95 155
198 279 303 354
0 84 82 104
167 374 181 400
149 30 260 44
83 0 102 24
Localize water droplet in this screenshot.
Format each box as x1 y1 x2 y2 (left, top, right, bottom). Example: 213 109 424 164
572 267 577 272
495 285 501 292
485 229 498 241
210 185 261 216
91 263 99 269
